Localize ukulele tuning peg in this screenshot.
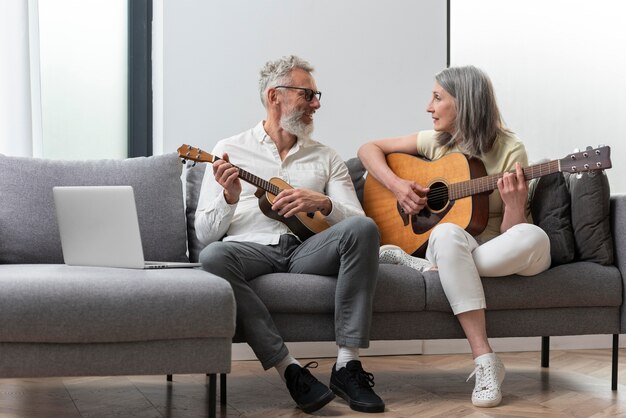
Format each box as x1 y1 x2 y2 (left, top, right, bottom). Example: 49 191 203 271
191 161 197 167
586 146 593 151
587 170 597 178
181 159 187 165
576 172 583 179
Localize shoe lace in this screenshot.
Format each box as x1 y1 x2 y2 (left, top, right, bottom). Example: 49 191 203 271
350 367 376 390
466 363 497 391
294 361 320 394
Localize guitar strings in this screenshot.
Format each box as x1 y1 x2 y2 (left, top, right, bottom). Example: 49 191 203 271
412 162 559 204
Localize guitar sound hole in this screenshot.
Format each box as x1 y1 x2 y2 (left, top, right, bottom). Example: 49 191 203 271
427 182 449 212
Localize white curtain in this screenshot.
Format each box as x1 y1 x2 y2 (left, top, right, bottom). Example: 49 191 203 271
1 0 127 160
0 0 37 157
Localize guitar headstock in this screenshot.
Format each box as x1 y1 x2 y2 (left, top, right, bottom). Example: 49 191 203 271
177 144 216 165
559 146 612 174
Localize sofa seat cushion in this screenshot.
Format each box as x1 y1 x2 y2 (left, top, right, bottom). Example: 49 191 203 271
0 265 235 343
425 262 622 313
251 264 426 314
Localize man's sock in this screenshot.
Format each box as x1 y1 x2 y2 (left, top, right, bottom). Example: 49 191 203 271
275 354 301 382
336 346 359 370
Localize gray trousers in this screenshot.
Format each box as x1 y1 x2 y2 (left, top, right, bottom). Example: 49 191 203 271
199 216 380 370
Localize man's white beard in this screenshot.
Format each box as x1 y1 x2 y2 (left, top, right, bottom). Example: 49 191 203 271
280 109 314 140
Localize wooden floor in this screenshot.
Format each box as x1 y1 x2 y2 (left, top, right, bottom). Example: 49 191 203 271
2 349 626 417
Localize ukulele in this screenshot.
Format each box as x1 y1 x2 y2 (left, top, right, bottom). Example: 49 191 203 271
178 144 330 241
363 146 612 256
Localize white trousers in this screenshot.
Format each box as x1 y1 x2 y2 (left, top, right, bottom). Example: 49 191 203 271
425 223 551 315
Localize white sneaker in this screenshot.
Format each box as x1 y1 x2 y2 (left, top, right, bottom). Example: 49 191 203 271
378 244 432 272
467 353 506 407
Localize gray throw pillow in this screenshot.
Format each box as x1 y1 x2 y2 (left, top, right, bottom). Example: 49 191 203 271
0 153 188 264
184 162 208 263
345 157 366 205
565 171 613 265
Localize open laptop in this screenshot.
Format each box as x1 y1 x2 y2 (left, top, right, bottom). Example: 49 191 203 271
53 186 201 269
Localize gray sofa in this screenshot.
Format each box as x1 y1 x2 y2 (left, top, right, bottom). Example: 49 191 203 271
0 153 235 417
184 158 626 391
2 149 622 416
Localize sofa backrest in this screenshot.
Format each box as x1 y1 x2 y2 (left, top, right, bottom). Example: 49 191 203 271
0 153 189 264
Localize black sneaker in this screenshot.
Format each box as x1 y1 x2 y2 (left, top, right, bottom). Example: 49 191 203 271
330 360 385 413
284 361 335 413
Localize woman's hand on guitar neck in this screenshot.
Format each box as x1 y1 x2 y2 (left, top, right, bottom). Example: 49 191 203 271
272 188 331 218
213 153 242 204
499 162 529 232
392 179 430 215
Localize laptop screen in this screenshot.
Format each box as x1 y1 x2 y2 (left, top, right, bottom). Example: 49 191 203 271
53 186 147 268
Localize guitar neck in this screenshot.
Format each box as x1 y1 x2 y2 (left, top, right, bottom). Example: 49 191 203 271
450 159 560 199
204 154 281 195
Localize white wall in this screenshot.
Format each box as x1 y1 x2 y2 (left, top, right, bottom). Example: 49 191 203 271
451 0 625 193
157 0 447 159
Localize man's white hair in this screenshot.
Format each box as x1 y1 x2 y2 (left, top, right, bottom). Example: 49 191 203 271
258 55 314 107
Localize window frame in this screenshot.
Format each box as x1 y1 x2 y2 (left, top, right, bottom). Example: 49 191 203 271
128 0 152 157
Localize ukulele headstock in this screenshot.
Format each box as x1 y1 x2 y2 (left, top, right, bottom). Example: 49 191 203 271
177 144 216 166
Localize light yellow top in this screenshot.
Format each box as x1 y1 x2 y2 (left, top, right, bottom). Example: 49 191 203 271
417 129 528 242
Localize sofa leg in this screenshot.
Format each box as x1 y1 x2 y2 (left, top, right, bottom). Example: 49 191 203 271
166 374 172 382
208 374 217 418
541 336 550 368
612 334 619 391
220 373 227 405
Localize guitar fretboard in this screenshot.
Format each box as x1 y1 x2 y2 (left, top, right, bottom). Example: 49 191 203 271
237 165 281 195
450 160 560 200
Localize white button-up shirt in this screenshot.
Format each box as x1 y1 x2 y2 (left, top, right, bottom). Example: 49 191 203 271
195 121 365 245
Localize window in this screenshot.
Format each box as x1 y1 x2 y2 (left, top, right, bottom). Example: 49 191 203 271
28 0 152 159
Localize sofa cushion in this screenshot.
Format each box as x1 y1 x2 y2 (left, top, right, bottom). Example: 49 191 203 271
425 262 622 313
0 153 189 264
566 171 613 265
0 264 235 343
528 172 575 266
251 264 426 314
183 162 208 262
345 157 366 205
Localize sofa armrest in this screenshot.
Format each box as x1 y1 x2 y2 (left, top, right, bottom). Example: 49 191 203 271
612 194 626 273
611 194 626 333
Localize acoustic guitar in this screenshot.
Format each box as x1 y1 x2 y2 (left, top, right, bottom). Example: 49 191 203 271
363 146 612 256
177 144 330 241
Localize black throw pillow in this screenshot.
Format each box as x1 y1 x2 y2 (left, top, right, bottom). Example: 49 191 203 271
529 172 576 266
565 171 613 265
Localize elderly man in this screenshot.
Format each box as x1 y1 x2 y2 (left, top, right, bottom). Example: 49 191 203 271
195 55 384 414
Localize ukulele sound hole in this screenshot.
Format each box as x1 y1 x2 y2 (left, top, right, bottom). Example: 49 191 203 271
427 182 449 212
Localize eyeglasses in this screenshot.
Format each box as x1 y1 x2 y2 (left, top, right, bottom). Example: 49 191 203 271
275 86 322 102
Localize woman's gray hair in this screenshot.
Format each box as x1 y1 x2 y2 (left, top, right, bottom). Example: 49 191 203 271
435 66 508 157
258 55 314 107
